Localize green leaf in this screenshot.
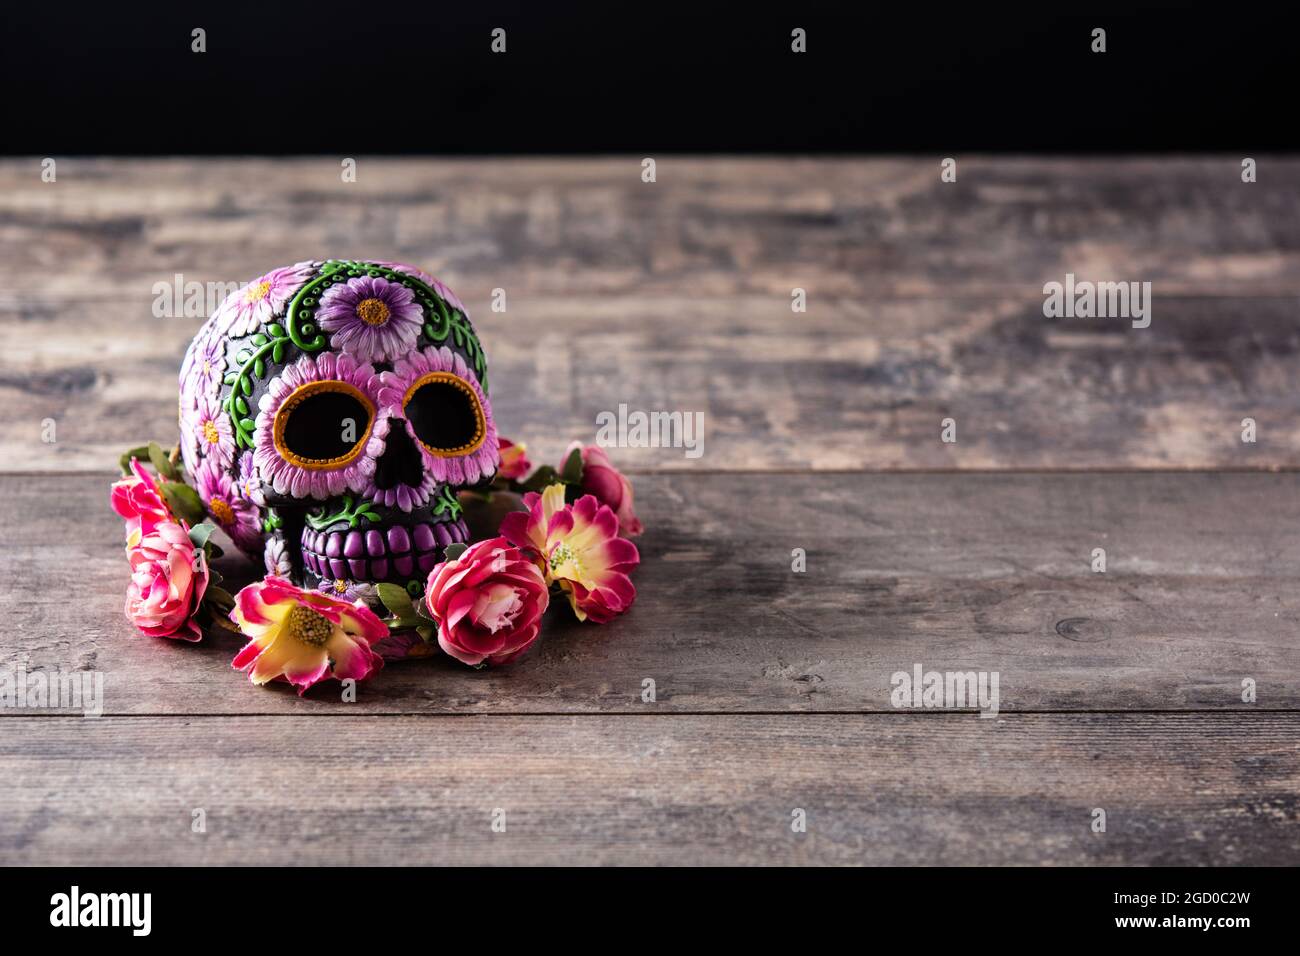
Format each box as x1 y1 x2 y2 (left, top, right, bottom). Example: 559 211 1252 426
414 596 438 624
519 464 560 494
559 446 584 485
160 480 205 525
254 357 265 378
204 585 235 613
250 333 268 346
240 377 253 396
188 521 218 550
376 583 419 626
415 624 435 643
118 445 150 475
272 341 285 363
147 441 178 480
223 371 239 385
235 350 251 365
267 323 285 337
239 418 255 433
234 396 249 416
442 542 468 563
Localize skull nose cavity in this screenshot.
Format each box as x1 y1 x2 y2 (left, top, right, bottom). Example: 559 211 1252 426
374 419 424 490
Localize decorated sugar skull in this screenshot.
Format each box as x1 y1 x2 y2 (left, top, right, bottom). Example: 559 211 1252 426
178 260 498 606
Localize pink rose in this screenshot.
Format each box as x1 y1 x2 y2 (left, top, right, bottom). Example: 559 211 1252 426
124 520 209 641
497 437 532 481
110 458 171 547
424 537 549 666
565 442 643 537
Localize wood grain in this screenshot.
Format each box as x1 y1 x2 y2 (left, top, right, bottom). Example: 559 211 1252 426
3 158 1299 472
5 471 1297 714
3 157 1296 866
1 714 1294 865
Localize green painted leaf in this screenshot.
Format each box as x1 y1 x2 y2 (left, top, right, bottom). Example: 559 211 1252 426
272 341 285 363
253 358 265 378
235 350 251 365
442 541 468 563
223 371 239 385
240 377 253 396
239 418 255 433
234 396 248 416
250 333 268 346
267 323 284 337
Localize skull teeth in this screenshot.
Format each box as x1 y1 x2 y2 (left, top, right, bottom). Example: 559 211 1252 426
299 519 470 582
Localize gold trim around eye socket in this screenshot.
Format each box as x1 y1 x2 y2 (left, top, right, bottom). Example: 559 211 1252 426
402 371 487 457
272 380 375 470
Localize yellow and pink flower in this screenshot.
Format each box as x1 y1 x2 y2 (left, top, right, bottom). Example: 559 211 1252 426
230 576 387 695
500 483 639 623
497 437 532 481
423 537 549 666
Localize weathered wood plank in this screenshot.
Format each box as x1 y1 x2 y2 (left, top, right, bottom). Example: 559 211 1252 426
5 471 1297 714
2 158 1299 471
1 713 1294 865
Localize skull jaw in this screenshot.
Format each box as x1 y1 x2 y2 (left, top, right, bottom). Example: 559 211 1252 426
287 491 469 597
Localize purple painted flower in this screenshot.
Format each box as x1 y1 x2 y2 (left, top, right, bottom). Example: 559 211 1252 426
317 578 378 607
376 260 468 315
376 346 499 487
185 391 235 470
192 337 226 397
215 261 317 338
234 450 265 506
254 352 379 500
316 275 424 363
195 457 263 554
264 535 293 577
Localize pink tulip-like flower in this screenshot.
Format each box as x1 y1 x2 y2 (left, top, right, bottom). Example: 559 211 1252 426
497 437 533 481
501 484 639 623
564 442 643 537
110 458 171 548
231 576 386 695
124 520 209 641
424 537 549 666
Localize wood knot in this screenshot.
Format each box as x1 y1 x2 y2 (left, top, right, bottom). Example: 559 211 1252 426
1055 617 1112 643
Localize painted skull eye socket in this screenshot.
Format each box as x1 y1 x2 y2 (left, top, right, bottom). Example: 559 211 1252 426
403 371 486 456
273 380 374 469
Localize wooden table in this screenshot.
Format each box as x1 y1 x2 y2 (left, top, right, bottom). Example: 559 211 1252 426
1 158 1297 865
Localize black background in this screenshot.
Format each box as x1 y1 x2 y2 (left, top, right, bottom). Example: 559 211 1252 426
3 1 1292 154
